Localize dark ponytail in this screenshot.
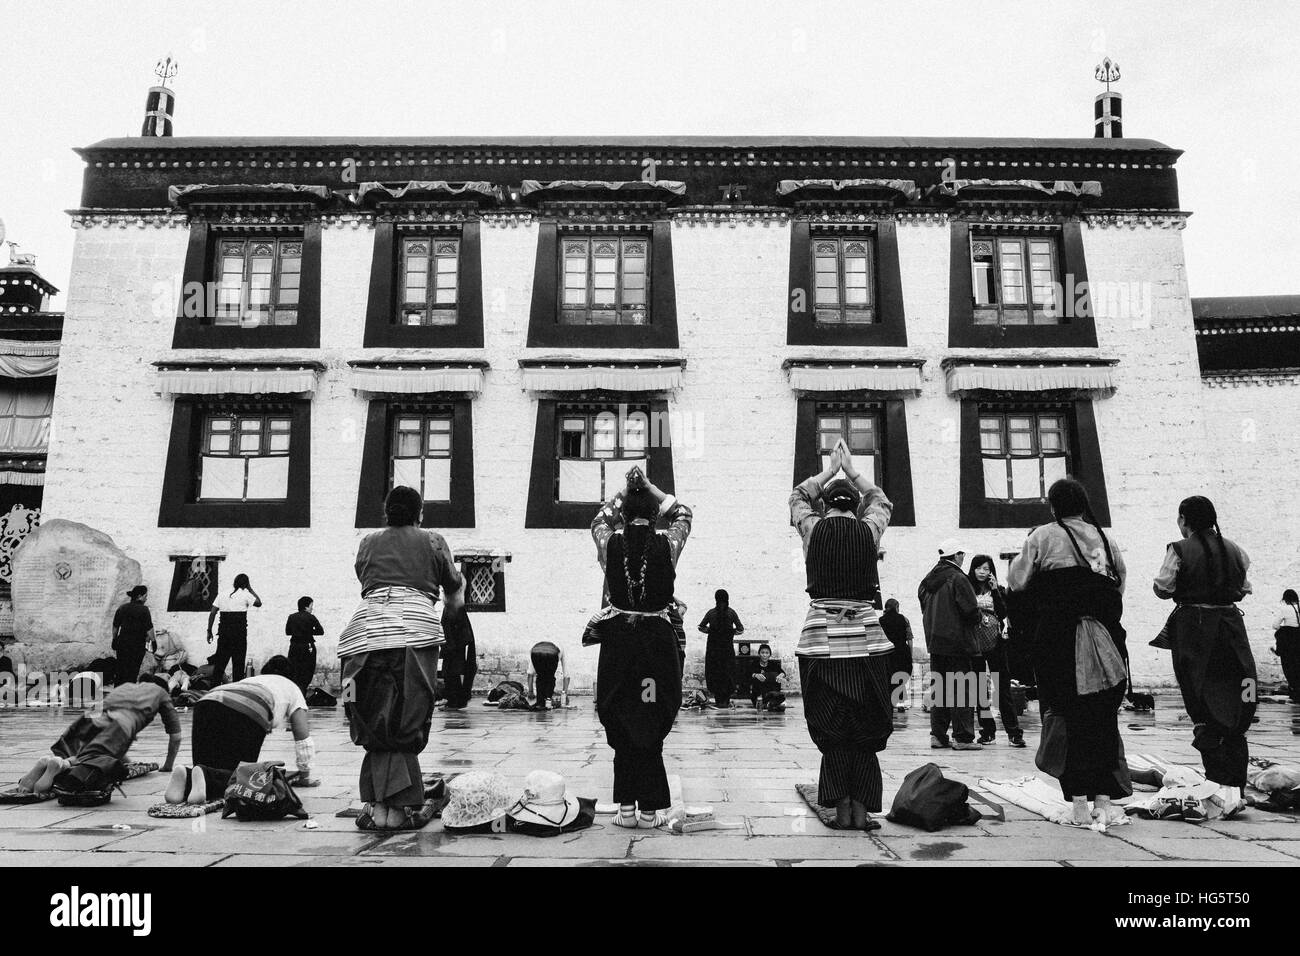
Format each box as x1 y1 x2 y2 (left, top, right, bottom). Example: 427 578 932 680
715 589 729 611
622 523 652 607
1179 495 1231 591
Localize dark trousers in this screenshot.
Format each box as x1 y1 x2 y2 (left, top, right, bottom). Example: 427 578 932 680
343 646 439 806
531 645 560 702
211 630 247 683
1278 629 1300 701
115 644 146 685
192 699 268 793
288 642 316 693
977 644 1021 738
929 654 978 743
609 732 671 811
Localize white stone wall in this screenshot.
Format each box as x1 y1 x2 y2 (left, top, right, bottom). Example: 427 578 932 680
40 213 1288 690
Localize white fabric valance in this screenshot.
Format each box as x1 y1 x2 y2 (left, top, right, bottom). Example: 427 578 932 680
944 362 1116 395
933 179 1103 200
0 354 58 378
777 179 922 201
519 180 687 198
168 183 333 206
0 470 44 486
358 181 502 203
520 364 683 392
0 339 59 357
350 365 484 395
155 367 319 397
787 364 923 394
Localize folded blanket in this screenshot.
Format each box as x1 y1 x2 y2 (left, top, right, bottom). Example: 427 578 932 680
979 775 1130 831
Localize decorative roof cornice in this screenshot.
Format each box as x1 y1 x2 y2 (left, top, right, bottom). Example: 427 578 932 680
1083 210 1191 229
1202 369 1300 387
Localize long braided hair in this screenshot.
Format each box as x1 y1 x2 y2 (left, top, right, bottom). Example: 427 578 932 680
1047 478 1116 577
619 475 658 608
1179 495 1234 593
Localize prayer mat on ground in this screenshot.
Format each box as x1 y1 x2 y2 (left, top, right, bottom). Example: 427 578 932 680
147 800 225 818
0 786 56 804
124 762 159 779
979 775 1132 831
795 783 882 831
337 773 451 819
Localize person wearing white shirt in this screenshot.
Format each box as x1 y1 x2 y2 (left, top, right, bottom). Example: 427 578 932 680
206 573 263 682
1271 589 1300 702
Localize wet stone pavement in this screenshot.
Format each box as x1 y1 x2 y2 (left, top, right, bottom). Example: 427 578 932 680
1 694 1299 867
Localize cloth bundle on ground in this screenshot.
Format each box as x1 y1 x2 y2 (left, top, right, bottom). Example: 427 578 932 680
221 761 309 822
680 690 714 709
886 763 983 832
305 686 337 707
979 775 1132 831
485 680 529 708
1123 754 1224 821
1246 758 1300 812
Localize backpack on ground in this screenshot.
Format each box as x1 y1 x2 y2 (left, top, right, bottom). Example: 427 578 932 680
886 762 982 832
221 760 309 821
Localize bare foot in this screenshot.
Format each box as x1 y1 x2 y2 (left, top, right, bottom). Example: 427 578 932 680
835 796 853 829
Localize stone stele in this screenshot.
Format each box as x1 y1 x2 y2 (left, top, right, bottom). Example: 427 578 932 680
10 519 142 670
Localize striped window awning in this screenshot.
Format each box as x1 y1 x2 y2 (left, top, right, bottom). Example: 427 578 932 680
167 183 334 207
930 179 1103 200
942 359 1118 396
348 362 487 395
518 180 687 199
519 359 685 393
357 182 504 205
153 362 324 397
783 360 924 395
0 469 44 486
0 338 59 378
777 179 921 201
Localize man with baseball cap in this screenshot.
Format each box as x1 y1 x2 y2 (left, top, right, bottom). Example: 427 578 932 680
918 538 983 749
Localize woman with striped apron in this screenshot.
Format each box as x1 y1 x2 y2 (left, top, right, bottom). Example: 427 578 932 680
789 439 894 830
586 467 692 829
338 486 466 830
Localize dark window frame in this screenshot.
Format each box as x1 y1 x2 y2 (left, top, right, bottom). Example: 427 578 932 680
390 411 454 504
958 396 1110 528
976 408 1071 504
172 222 322 349
211 235 303 328
398 235 461 326
558 234 651 326
459 557 506 612
526 396 676 529
948 219 1098 348
811 234 876 324
167 555 224 612
196 410 294 503
159 399 312 528
792 394 915 526
527 220 679 349
970 233 1063 326
355 398 475 529
787 220 907 346
364 221 484 347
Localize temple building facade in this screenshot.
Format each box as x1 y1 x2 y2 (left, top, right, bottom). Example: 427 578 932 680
35 124 1300 689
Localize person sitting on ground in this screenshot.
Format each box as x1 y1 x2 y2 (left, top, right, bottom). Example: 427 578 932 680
17 674 181 796
749 644 787 711
527 640 568 710
164 654 318 805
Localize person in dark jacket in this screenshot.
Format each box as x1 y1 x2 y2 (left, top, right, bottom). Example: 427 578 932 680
111 586 154 686
918 540 982 750
879 598 915 710
1154 495 1256 818
442 611 478 709
699 589 744 707
284 596 324 692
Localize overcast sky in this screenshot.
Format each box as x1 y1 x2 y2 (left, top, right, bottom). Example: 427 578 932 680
4 0 1296 303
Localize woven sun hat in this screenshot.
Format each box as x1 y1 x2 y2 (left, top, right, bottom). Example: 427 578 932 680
440 771 513 829
508 770 582 829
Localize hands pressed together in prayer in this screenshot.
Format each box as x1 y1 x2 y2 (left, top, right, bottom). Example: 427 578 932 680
818 438 861 483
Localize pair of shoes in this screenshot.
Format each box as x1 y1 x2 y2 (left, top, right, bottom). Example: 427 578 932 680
952 740 984 751
977 734 996 745
929 735 951 749
1008 734 1027 748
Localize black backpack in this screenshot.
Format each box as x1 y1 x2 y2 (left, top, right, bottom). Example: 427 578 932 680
886 763 981 832
53 762 126 807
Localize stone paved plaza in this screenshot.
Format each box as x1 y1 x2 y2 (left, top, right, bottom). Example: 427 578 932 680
2 694 1299 867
